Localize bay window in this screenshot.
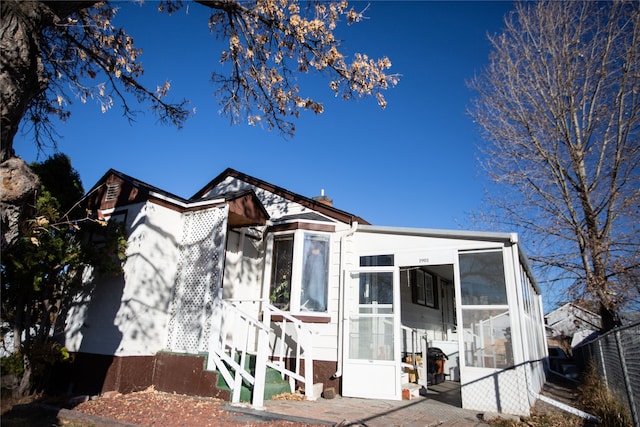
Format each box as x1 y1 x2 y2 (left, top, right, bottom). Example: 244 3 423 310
270 235 294 310
268 231 330 313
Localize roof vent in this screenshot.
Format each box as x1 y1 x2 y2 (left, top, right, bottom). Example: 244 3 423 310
105 183 120 201
312 189 333 207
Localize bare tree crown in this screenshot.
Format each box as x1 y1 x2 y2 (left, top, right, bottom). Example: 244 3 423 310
468 0 639 327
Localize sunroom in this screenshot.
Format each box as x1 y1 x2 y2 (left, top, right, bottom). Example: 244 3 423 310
325 225 546 415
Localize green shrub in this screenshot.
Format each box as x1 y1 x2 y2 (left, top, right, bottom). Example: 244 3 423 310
1 352 24 377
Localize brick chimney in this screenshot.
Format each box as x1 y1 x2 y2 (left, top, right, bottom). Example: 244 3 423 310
312 189 333 207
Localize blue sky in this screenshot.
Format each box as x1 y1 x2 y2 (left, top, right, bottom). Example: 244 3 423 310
16 1 515 230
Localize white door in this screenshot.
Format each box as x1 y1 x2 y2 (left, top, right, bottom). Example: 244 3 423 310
342 267 401 400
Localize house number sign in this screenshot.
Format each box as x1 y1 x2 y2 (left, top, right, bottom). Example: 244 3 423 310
396 250 453 266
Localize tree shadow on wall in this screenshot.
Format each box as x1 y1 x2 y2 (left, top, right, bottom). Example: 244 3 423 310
56 274 125 397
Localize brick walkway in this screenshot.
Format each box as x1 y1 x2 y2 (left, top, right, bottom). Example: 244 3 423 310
258 382 490 427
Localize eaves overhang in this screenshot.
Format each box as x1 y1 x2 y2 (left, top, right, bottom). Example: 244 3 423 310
356 224 517 243
85 170 269 227
191 168 369 226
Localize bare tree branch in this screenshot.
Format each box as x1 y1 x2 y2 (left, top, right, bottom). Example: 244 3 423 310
468 0 640 329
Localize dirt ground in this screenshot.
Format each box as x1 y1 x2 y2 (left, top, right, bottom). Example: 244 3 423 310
1 377 590 427
1 387 328 427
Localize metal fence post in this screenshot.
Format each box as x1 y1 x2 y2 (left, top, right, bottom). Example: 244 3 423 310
615 330 639 427
598 339 608 384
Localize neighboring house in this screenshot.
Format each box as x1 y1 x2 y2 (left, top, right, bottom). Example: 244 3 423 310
545 303 601 348
620 311 640 326
62 168 547 416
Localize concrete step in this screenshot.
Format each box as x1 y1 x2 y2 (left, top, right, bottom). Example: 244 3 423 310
401 382 422 400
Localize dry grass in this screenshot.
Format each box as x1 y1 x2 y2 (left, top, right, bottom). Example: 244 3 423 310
488 363 635 427
578 363 633 427
488 412 583 427
271 391 307 401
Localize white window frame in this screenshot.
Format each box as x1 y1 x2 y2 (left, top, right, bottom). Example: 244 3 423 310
264 229 332 315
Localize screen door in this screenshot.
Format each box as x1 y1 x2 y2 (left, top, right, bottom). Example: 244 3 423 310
342 267 401 400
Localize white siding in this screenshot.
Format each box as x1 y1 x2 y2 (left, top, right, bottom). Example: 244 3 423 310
354 232 504 259
223 230 265 304
65 201 183 356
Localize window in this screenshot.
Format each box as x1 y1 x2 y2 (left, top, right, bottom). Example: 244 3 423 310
300 234 329 311
349 271 395 360
360 254 394 267
268 231 330 313
270 235 294 310
410 268 438 308
460 250 507 305
459 250 513 369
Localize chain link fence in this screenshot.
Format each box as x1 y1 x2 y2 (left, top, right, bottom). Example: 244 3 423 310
572 320 640 427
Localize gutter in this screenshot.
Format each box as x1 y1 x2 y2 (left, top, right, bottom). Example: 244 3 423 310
333 221 358 379
357 224 515 242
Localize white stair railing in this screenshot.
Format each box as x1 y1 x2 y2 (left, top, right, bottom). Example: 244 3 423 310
262 304 316 400
207 298 270 408
207 299 317 409
400 324 429 385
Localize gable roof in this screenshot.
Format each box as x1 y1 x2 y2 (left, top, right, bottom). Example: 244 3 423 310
85 169 269 227
545 302 602 332
191 168 370 226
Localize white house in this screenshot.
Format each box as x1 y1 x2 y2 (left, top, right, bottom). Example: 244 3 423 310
545 302 601 348
62 168 548 416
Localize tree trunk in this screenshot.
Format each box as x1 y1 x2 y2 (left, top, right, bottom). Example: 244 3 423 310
599 303 618 332
14 354 32 398
13 294 25 352
1 1 49 249
0 157 40 250
1 1 97 250
0 1 51 160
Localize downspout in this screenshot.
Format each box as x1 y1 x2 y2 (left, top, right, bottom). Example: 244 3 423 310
332 221 358 379
511 243 599 423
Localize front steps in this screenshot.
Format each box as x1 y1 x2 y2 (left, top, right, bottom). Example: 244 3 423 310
213 353 292 403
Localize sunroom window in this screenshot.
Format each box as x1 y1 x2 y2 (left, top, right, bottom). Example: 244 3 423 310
459 249 513 369
268 231 330 313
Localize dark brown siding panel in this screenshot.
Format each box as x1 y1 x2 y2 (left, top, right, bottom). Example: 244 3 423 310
270 315 331 323
283 359 341 396
268 222 336 233
152 352 229 400
312 360 341 395
101 357 119 392
118 356 155 393
99 356 154 394
62 354 155 394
